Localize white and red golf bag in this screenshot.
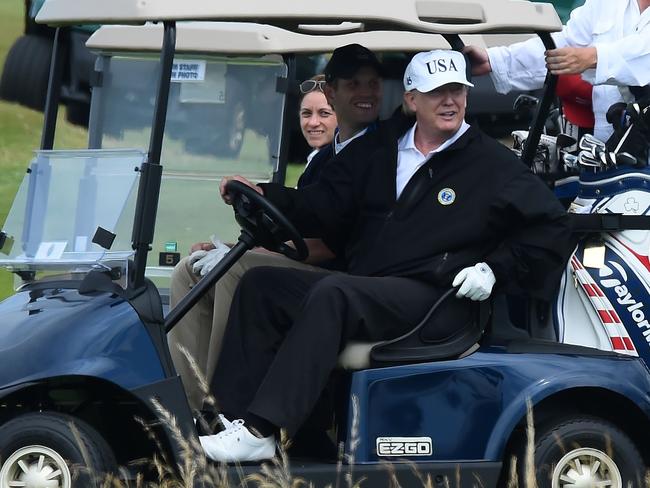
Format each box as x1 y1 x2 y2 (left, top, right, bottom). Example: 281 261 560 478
555 168 650 359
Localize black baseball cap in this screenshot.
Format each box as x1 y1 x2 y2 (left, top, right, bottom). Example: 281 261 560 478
324 44 383 83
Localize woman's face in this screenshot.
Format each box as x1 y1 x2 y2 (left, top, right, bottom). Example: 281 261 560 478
299 91 337 149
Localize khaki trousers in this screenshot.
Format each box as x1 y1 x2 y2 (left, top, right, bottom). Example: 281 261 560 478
168 250 327 410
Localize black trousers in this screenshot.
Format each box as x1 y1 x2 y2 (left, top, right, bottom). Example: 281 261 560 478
210 266 442 436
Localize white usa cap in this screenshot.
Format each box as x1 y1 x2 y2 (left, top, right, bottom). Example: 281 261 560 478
403 50 474 92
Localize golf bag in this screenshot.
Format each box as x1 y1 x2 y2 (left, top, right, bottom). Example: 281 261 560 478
555 166 650 358
552 89 650 357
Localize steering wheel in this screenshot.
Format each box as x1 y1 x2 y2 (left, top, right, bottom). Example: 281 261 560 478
225 180 308 261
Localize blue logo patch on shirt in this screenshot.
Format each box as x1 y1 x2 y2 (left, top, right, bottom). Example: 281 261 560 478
437 188 456 205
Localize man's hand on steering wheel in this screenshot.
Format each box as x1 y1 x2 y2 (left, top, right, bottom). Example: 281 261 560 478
220 175 263 205
220 177 309 262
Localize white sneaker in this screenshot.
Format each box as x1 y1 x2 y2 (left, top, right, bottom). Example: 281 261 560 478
218 414 234 430
200 418 276 463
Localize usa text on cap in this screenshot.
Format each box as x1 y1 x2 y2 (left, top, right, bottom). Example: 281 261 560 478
404 50 473 93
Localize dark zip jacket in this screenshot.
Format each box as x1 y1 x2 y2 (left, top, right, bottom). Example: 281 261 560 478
296 145 333 188
262 115 572 299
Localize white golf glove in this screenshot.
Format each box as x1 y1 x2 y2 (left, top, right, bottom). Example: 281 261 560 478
452 262 496 301
189 236 231 277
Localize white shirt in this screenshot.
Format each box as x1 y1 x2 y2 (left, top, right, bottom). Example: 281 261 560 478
304 148 320 170
487 0 650 141
395 121 470 198
334 127 369 155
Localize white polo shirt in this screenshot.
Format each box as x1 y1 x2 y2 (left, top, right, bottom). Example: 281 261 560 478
396 121 470 198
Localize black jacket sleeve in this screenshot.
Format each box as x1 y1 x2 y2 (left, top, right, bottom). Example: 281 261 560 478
484 169 573 299
260 141 365 239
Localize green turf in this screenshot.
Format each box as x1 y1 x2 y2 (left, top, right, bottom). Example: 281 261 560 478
0 0 28 299
0 0 22 71
285 163 302 188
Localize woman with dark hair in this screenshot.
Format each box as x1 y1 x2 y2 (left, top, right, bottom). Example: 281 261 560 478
168 75 338 411
296 74 337 186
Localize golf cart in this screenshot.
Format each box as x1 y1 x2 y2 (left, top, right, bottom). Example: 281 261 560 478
1 0 650 486
0 0 96 126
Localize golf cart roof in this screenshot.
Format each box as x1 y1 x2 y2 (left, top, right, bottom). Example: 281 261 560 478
86 22 531 54
37 0 562 34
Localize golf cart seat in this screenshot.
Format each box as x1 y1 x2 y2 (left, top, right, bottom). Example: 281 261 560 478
337 289 491 369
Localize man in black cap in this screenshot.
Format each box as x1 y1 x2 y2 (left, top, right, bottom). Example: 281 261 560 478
168 44 385 442
297 43 384 186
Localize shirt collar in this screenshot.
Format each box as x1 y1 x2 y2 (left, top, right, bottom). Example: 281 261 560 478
334 126 369 154
305 148 320 167
639 2 650 29
398 123 418 152
399 121 471 156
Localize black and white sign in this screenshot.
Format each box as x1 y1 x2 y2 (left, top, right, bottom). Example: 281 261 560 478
376 437 433 457
171 59 206 82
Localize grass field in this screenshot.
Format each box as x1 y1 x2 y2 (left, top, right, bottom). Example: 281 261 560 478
0 0 36 298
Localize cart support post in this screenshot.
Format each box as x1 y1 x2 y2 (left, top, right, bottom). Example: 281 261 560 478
131 21 176 289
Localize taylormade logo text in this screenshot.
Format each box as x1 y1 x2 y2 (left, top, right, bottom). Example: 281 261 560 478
600 261 650 344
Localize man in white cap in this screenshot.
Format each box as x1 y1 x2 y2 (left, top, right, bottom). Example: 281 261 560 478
200 50 571 463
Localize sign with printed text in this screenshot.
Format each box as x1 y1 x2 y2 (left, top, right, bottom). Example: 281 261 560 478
376 437 432 457
171 59 206 82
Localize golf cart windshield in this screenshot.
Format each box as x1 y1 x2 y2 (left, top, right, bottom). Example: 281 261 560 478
87 52 288 281
0 149 143 275
93 53 286 180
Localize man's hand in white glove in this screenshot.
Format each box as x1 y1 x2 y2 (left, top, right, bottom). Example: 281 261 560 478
452 262 496 301
189 236 231 277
